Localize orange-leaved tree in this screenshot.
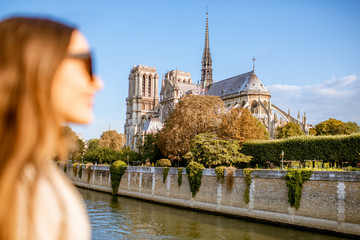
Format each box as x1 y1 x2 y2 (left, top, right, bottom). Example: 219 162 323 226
217 107 268 144
157 95 225 161
99 130 126 151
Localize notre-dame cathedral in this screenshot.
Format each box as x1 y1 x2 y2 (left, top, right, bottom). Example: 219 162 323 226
124 12 309 150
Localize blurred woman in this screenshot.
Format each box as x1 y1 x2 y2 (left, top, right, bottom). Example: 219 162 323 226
0 17 102 239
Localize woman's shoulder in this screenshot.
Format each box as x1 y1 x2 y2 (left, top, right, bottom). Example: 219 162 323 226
15 161 91 240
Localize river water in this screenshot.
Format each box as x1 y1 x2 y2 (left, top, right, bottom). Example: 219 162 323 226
78 188 350 240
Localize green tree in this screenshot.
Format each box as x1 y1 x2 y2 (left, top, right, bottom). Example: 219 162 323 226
308 127 316 136
120 146 142 164
217 107 268 144
275 122 305 139
345 121 360 134
99 130 126 151
185 133 252 168
314 118 348 135
87 139 100 151
138 133 163 164
83 145 121 164
157 95 225 161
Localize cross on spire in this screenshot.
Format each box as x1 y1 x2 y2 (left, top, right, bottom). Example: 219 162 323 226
252 57 256 71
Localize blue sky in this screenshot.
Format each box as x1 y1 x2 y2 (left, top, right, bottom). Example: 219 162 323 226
1 0 359 140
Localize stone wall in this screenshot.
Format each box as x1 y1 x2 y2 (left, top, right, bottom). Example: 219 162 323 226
63 164 360 237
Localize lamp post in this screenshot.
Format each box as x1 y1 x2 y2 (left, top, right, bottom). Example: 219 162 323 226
281 150 284 170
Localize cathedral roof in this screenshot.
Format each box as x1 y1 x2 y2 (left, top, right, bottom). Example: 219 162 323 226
206 70 270 97
141 118 163 134
207 71 252 96
177 83 202 95
244 72 269 92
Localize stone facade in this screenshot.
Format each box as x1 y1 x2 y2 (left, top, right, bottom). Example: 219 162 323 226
159 69 202 122
65 164 360 237
124 65 159 149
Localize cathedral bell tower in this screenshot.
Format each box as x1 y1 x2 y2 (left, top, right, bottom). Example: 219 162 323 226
201 10 213 88
124 65 159 150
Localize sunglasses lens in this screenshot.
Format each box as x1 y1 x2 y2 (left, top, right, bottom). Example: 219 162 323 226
67 52 94 81
86 56 93 80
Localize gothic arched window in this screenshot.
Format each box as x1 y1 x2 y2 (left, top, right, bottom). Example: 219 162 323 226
142 75 146 96
263 101 268 108
251 101 258 114
148 76 151 97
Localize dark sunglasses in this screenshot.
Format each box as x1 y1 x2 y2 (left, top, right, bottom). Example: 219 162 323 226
66 52 94 80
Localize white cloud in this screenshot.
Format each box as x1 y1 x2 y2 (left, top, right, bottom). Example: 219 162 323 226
268 74 360 125
323 75 357 88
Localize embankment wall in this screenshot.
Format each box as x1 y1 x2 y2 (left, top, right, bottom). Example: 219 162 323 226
62 164 360 237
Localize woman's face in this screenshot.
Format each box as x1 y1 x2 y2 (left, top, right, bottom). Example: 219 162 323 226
52 30 102 124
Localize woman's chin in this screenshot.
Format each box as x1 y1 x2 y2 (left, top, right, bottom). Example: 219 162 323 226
67 113 93 125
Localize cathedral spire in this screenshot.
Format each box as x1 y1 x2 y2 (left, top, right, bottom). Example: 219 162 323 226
201 8 213 88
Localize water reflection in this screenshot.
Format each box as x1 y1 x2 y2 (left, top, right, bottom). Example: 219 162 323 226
78 188 350 240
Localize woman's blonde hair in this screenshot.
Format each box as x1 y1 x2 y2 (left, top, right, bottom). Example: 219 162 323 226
0 17 75 239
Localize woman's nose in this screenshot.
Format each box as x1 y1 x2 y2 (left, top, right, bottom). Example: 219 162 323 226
92 75 104 91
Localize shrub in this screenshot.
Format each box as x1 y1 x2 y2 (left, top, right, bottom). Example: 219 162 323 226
155 158 172 167
186 162 205 197
72 163 79 177
215 166 226 183
241 134 360 165
285 169 313 209
110 160 127 195
163 167 170 183
78 164 83 178
243 168 253 203
86 165 92 184
347 166 360 171
226 167 235 190
177 167 183 187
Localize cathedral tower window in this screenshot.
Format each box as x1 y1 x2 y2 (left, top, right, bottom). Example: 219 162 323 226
148 76 151 97
142 75 146 96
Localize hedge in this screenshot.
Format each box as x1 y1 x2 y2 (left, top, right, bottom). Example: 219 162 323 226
241 134 360 164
